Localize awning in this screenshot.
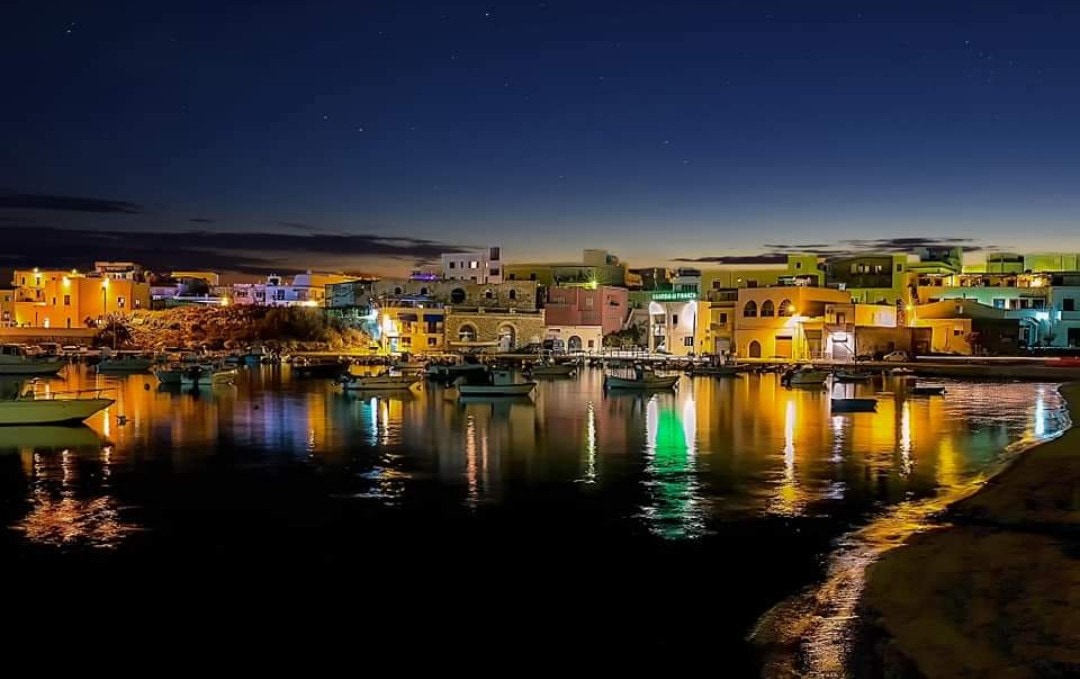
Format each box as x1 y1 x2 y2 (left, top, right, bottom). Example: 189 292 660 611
423 314 443 322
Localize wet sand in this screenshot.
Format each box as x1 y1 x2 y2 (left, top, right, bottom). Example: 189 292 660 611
859 384 1080 678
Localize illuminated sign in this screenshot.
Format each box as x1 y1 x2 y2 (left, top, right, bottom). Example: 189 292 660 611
650 291 698 302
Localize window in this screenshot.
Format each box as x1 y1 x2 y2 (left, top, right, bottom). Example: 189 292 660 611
993 298 1006 309
426 321 441 334
896 263 903 272
953 326 964 337
529 273 537 281
276 290 286 300
1065 298 1076 312
394 286 403 295
743 300 758 317
52 297 56 306
400 337 412 346
719 313 728 325
587 339 595 349
484 290 494 300
20 277 25 285
508 273 516 281
490 268 500 277
585 296 593 308
66 318 71 329
449 261 456 269
428 337 438 346
684 336 694 347
508 289 517 300
450 288 466 304
746 279 758 288
420 287 428 295
836 312 847 325
671 314 678 325
470 261 479 269
795 262 802 269
778 299 793 317
760 300 775 317
489 247 501 261
64 295 70 306
118 296 126 309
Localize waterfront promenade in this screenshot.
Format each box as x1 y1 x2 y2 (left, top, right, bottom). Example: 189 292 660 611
860 384 1080 677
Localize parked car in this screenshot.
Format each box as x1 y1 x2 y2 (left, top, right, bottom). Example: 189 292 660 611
883 351 909 362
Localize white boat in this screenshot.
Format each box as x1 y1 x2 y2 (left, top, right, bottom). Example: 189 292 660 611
97 354 156 373
0 345 64 376
0 390 113 425
337 373 421 391
454 369 536 397
180 365 238 387
604 367 680 390
831 397 878 413
781 367 829 387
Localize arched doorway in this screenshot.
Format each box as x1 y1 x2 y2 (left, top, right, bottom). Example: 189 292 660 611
458 324 477 342
568 335 583 352
748 340 762 358
498 323 517 352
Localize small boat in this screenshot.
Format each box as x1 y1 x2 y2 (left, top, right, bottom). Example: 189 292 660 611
0 345 64 376
890 367 917 376
180 365 238 387
0 389 113 425
454 369 536 397
153 365 185 385
336 373 421 391
96 353 156 373
831 397 878 413
604 366 680 391
291 357 345 379
781 367 829 387
910 385 947 396
525 362 577 377
834 370 874 383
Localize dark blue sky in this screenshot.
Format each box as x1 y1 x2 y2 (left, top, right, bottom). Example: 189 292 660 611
3 0 1080 275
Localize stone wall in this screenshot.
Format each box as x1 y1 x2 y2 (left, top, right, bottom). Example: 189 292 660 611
371 279 539 310
445 309 545 350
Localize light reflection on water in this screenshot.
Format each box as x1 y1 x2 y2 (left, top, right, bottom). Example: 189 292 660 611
0 365 1068 661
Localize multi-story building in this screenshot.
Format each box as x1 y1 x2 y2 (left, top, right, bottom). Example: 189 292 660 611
824 254 910 305
9 269 150 328
734 286 854 360
543 285 628 354
376 298 446 355
231 272 358 307
441 247 503 284
700 255 822 292
912 299 1019 355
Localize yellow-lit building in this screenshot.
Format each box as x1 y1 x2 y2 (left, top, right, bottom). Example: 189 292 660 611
735 286 853 359
700 255 821 292
10 269 150 328
377 305 446 355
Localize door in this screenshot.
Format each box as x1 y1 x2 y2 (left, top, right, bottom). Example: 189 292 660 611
774 336 793 359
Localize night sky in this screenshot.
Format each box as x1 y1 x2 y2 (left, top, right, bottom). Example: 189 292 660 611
3 0 1080 276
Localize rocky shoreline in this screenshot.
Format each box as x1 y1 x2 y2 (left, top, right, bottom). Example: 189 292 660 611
857 384 1080 678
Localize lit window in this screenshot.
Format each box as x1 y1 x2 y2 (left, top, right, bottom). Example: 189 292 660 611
64 295 70 306
684 336 693 347
470 261 479 269
118 296 126 309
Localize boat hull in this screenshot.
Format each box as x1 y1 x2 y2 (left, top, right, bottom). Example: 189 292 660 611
0 361 64 376
457 383 536 397
0 398 113 425
341 377 420 391
834 372 873 383
604 375 680 390
831 398 878 413
528 365 576 376
181 370 237 387
97 359 155 373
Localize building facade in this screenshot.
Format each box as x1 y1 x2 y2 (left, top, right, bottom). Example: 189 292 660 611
544 285 628 336
9 270 150 328
441 247 503 284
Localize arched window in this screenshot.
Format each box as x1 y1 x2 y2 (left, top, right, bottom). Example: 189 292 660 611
778 299 793 317
748 340 762 358
393 286 402 295
760 300 775 317
484 290 494 300
450 288 466 304
743 300 758 317
420 287 428 296
458 324 477 342
508 289 517 300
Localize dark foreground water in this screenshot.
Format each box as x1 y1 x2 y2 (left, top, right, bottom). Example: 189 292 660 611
0 364 1066 669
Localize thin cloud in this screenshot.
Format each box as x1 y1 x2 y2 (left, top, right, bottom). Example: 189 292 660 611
0 191 142 214
0 226 471 275
189 217 215 223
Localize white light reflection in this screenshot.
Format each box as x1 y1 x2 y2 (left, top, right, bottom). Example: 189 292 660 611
465 414 479 506
1035 387 1046 438
899 400 913 476
582 401 597 483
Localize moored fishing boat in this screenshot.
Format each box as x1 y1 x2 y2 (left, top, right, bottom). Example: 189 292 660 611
0 388 113 425
180 365 238 387
603 365 680 390
0 345 64 376
781 366 829 387
834 369 874 383
454 369 535 397
525 361 577 377
336 373 421 391
96 352 156 373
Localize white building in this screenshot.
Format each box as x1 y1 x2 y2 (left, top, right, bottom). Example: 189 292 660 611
441 247 503 284
94 261 144 281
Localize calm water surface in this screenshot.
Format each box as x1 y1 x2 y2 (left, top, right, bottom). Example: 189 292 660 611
0 364 1066 667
